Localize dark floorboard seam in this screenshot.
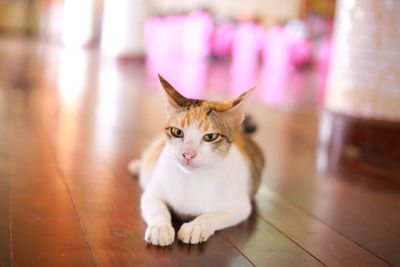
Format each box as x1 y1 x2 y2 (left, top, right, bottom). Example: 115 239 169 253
39 128 99 267
5 107 13 267
220 232 256 267
255 210 326 266
8 176 12 267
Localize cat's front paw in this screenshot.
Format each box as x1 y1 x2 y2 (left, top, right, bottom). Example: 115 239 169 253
178 222 214 244
145 224 175 246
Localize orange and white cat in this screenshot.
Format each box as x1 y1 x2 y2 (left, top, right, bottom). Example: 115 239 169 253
129 75 264 246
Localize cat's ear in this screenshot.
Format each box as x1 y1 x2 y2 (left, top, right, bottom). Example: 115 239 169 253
158 74 189 115
219 87 255 126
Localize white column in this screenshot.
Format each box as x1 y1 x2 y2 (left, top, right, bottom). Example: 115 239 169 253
61 0 97 47
101 0 147 57
326 0 400 121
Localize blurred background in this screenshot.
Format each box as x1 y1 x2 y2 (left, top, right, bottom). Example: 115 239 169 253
1 0 399 116
1 0 400 182
0 0 399 176
0 0 335 106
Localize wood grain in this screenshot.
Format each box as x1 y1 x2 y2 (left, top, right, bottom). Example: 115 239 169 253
0 98 11 267
221 207 324 266
256 187 389 266
5 114 95 266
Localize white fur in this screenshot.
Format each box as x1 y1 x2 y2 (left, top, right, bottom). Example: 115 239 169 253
140 124 252 246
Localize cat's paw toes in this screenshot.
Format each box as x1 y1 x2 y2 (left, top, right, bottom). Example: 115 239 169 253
128 160 141 176
178 222 213 244
145 224 175 246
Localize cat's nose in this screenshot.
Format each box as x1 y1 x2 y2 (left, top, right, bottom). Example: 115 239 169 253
182 150 196 161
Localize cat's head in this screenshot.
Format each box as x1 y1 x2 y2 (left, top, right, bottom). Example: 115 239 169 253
159 75 254 172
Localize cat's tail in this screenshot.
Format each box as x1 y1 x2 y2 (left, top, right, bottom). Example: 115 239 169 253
242 115 257 134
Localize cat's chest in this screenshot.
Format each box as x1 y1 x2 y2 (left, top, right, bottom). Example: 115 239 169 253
154 149 249 216
163 171 226 215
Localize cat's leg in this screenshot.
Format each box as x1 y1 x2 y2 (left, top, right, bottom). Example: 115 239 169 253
177 200 251 244
141 193 175 246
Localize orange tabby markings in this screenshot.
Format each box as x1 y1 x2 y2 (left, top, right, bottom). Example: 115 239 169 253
138 136 166 189
234 132 264 197
159 76 263 197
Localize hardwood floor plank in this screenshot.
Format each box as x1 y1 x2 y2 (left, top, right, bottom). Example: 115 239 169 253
10 129 96 266
0 165 10 267
221 208 324 267
255 186 389 266
271 174 400 266
170 235 253 267
0 108 11 267
54 165 178 267
0 178 10 267
1 93 96 266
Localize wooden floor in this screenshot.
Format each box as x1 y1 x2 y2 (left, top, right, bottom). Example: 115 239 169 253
0 38 399 267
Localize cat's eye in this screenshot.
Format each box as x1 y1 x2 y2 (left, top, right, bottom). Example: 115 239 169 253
170 127 184 138
203 133 219 142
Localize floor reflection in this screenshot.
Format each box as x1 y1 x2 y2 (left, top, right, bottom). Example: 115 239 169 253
58 48 89 109
317 111 400 191
95 59 121 157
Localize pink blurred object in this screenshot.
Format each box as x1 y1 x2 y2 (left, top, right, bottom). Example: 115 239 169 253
146 57 208 98
144 11 213 98
261 20 314 105
284 20 311 67
231 22 263 95
182 10 214 59
211 22 236 58
261 26 291 104
144 15 186 59
145 57 207 99
291 38 312 66
145 11 213 60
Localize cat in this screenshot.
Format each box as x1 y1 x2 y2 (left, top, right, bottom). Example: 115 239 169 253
128 75 265 246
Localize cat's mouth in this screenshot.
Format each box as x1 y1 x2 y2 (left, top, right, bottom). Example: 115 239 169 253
177 159 198 172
